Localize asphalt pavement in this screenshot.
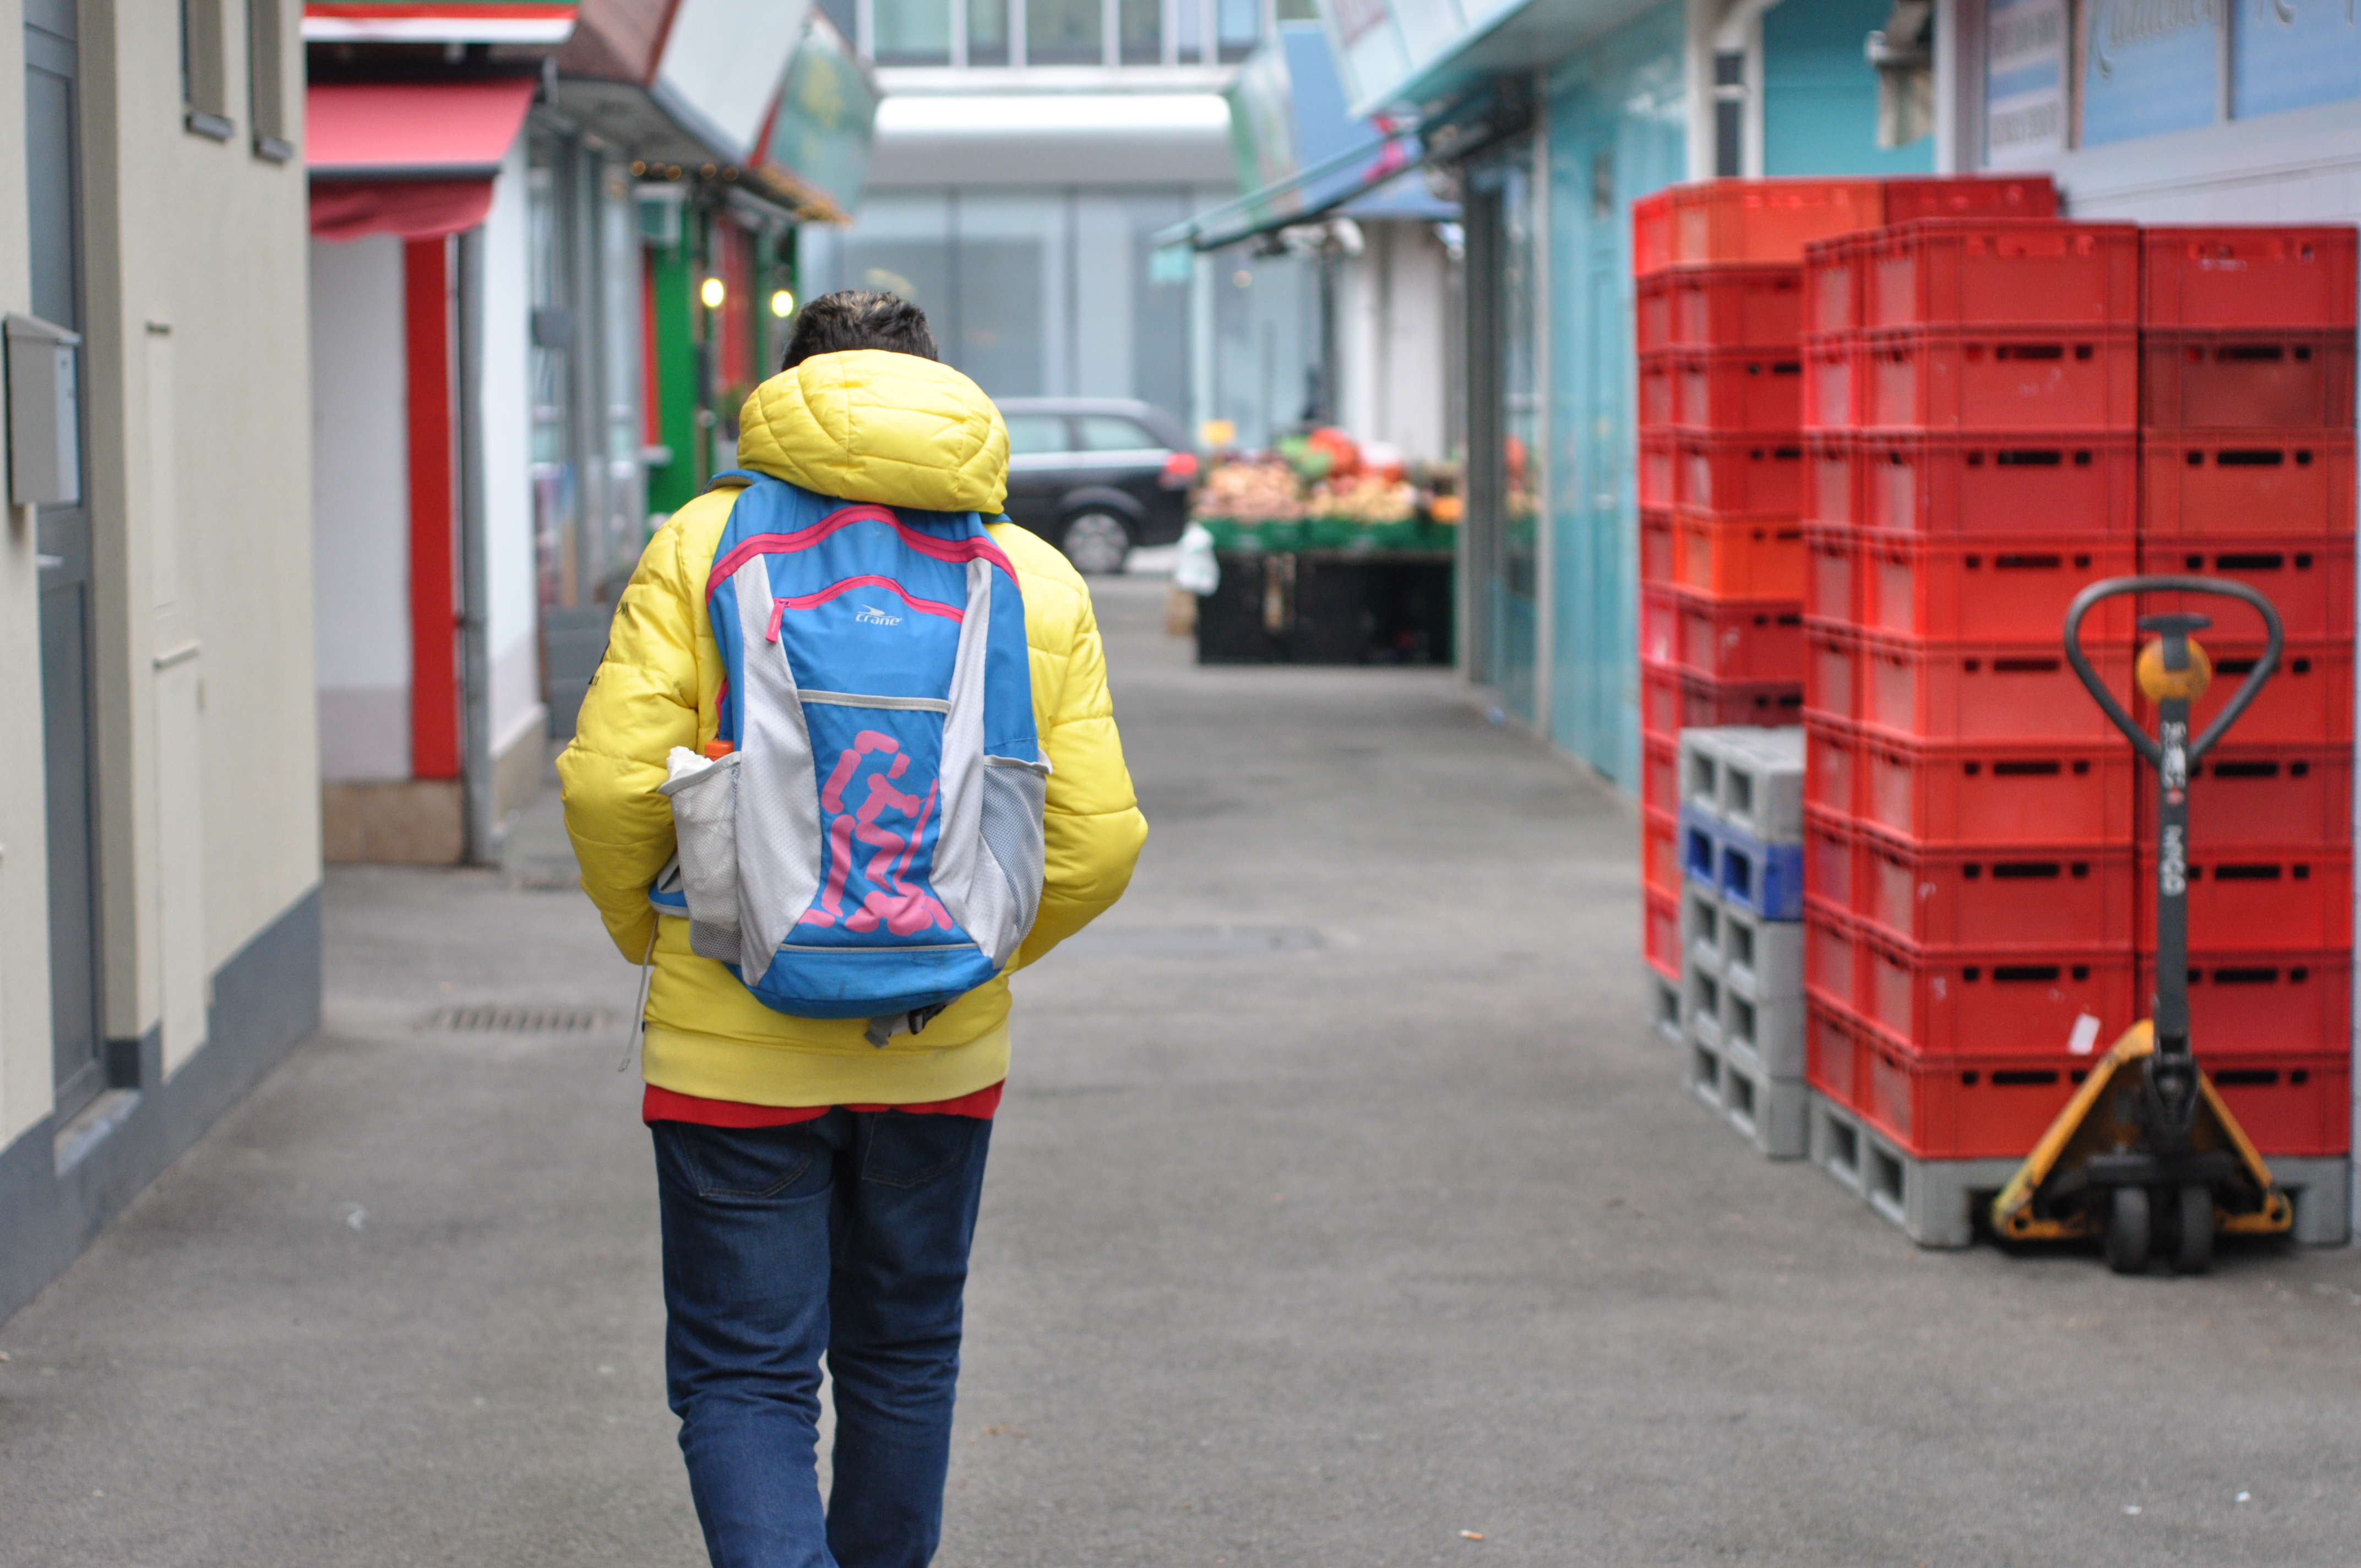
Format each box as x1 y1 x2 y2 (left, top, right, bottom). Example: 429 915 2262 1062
4 575 2360 1567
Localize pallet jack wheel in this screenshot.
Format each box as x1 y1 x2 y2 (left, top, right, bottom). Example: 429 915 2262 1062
2105 1186 2151 1275
2172 1184 2215 1275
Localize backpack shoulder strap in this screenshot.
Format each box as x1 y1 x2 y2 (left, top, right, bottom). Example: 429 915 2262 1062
705 469 765 493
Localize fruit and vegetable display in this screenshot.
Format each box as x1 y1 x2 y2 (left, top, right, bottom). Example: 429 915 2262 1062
1189 428 1461 550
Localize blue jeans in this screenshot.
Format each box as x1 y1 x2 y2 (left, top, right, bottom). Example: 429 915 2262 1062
651 1110 993 1568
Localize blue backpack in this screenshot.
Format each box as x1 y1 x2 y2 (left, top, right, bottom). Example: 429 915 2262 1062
649 471 1047 1043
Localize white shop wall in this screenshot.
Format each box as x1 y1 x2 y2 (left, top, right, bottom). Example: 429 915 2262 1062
480 140 546 762
310 234 414 785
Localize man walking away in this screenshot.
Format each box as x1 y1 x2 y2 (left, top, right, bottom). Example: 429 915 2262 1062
559 290 1147 1567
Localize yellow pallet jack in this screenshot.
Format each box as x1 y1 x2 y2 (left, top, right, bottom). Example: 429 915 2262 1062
1991 576 2295 1273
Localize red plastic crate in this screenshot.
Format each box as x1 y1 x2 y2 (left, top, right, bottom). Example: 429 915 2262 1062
1639 433 1677 508
1805 805 1857 910
1636 271 1673 351
1641 657 1804 733
1804 901 1863 1019
2213 1057 2352 1157
1864 220 2139 329
1856 534 2137 643
1806 434 1858 524
1643 733 1680 815
1681 594 1804 683
1666 178 1885 265
2136 538 2355 642
1675 347 1804 432
1644 805 1681 899
1803 335 1858 430
1857 633 2134 744
2141 952 2355 1063
1858 433 2140 536
1864 326 2140 431
1802 235 1861 336
1644 888 1682 981
2142 227 2359 330
1804 718 1863 819
1678 433 1806 516
2132 637 2353 747
1804 525 1857 622
2141 330 2356 432
2145 744 2354 849
1805 623 1857 723
1674 514 1804 600
1634 190 1674 277
2137 846 2352 952
1858 927 2136 1058
1639 510 1675 586
1853 1043 2106 1162
2139 433 2357 536
1638 352 1676 428
1858 829 2138 950
1879 175 2058 224
1850 729 2141 847
1667 264 1804 348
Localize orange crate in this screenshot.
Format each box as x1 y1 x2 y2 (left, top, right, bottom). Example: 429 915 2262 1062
1879 174 2058 223
1639 432 1677 509
1857 634 2134 744
2136 538 2355 642
1667 178 1885 265
1803 234 1863 336
1856 533 2137 643
1675 347 1804 432
1678 433 1805 516
1803 335 1859 431
1805 805 1858 910
1864 220 2139 329
1636 271 1673 351
1673 514 1804 599
1644 805 1681 899
1634 190 1675 276
1804 623 1857 725
1641 657 1803 731
1667 263 1804 349
1642 733 1680 815
2141 330 2355 432
1858 433 2139 536
1864 326 2140 431
2151 744 2353 848
1804 524 1857 622
1639 510 1676 586
2142 227 2359 330
2139 433 2358 536
1804 717 1863 820
1641 587 1802 682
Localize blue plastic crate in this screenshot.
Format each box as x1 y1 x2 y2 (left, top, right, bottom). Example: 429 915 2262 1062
1715 819 1804 922
1679 801 1722 888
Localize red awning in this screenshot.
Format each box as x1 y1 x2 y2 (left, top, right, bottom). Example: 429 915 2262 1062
307 78 536 241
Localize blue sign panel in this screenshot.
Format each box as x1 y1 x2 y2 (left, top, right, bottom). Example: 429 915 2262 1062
2234 0 2361 119
2078 0 2224 147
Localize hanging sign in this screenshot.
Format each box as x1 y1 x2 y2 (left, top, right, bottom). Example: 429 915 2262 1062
2234 0 2361 119
1987 0 2070 165
2077 0 2226 148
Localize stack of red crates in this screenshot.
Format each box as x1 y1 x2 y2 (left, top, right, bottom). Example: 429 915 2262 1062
1634 179 1886 984
2132 228 2359 1158
1797 193 2176 1162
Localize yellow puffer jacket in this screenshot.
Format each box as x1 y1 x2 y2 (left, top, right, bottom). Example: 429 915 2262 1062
558 350 1147 1107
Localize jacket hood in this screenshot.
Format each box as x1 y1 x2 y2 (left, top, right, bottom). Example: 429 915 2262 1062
735 350 1009 516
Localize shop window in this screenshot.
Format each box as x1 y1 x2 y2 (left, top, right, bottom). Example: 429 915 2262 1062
248 0 291 161
1120 0 1161 63
874 0 953 65
181 0 231 139
1216 0 1260 61
1028 0 1104 64
968 0 1010 65
1077 415 1161 451
1005 415 1072 456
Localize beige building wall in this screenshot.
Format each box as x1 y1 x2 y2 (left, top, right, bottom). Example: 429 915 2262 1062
2 0 319 1294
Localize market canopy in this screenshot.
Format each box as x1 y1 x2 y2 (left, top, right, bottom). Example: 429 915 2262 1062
306 78 539 241
303 1 580 44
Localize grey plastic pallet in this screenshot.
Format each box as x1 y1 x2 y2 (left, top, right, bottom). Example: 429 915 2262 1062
1719 980 1804 1078
1685 1025 1726 1113
1719 903 1801 1001
1721 1046 1809 1158
1682 882 1724 978
1808 1095 2353 1249
1677 725 1804 843
1645 966 1683 1047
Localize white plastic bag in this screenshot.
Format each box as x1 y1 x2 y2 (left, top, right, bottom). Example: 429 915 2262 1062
658 745 742 963
1173 522 1221 596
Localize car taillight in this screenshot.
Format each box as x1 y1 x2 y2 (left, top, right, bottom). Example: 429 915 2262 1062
1158 451 1200 489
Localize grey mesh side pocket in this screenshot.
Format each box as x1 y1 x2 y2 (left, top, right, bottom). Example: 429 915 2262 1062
659 747 743 965
978 755 1048 959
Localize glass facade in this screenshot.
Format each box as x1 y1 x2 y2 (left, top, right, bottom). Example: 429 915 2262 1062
1462 144 1538 724
800 188 1204 428
874 0 953 64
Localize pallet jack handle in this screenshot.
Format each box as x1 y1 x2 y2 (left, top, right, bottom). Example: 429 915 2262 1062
2062 575 2283 765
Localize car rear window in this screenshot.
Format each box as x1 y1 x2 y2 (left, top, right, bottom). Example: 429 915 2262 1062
1004 414 1070 456
1075 415 1162 452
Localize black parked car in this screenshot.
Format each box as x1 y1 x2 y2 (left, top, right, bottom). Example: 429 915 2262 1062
995 399 1196 574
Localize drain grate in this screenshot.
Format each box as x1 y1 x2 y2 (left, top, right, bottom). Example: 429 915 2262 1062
420 1004 616 1035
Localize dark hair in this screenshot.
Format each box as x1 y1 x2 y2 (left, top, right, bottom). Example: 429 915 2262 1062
781 290 939 371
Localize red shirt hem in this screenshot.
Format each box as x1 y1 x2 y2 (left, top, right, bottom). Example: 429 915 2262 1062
643 1080 1004 1128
